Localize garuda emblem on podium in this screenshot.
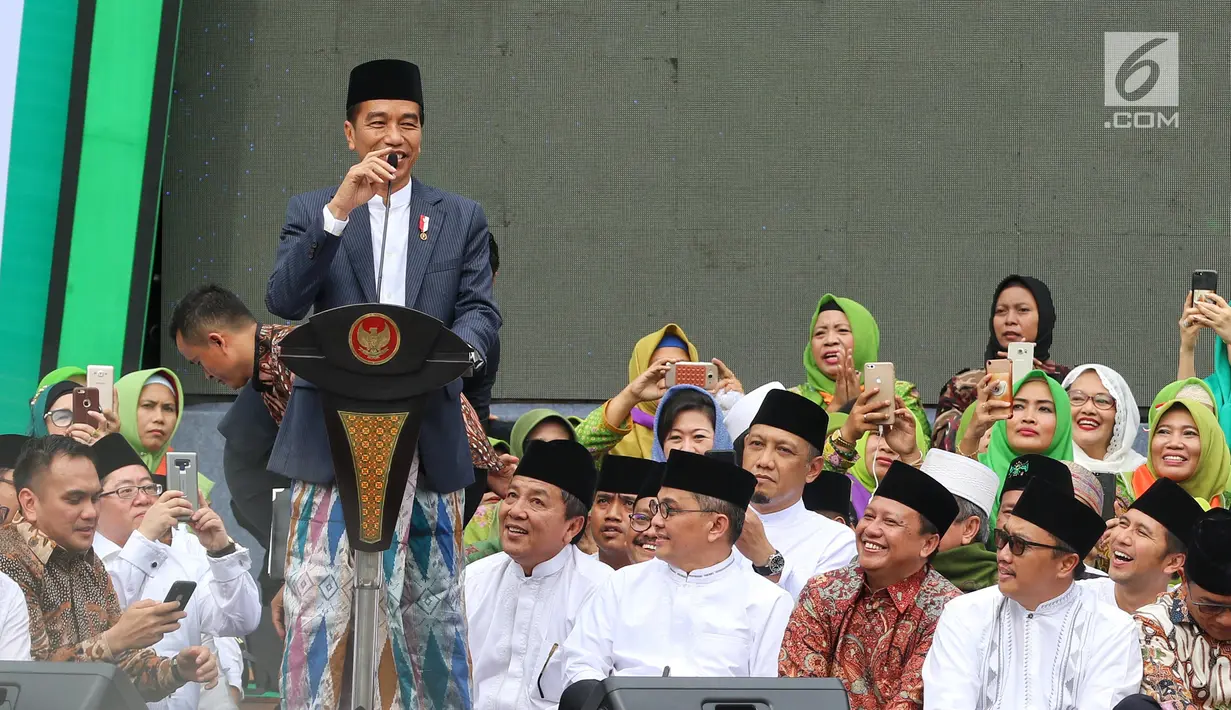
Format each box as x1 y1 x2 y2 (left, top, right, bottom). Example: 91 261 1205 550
348 313 401 365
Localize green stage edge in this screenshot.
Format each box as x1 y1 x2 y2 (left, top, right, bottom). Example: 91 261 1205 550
0 2 79 433
56 1 168 372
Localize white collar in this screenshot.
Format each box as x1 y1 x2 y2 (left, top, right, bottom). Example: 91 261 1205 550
91 531 124 560
757 498 807 526
1011 580 1080 616
665 551 738 583
514 545 572 581
368 181 412 210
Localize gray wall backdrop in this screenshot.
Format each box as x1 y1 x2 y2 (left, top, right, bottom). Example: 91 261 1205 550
162 2 1229 405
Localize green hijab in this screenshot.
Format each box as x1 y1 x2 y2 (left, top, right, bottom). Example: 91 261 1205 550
37 366 86 392
116 368 185 472
1150 378 1217 428
1146 399 1230 508
977 370 1074 522
509 409 576 459
798 294 879 404
848 409 932 493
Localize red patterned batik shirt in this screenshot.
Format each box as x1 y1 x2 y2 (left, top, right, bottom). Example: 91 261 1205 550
779 561 961 710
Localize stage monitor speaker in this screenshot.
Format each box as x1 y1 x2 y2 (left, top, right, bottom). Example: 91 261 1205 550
0 662 145 709
582 676 850 710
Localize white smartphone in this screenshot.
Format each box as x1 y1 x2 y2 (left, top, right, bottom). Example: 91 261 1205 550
87 365 114 412
166 452 199 513
863 362 896 426
1008 343 1035 386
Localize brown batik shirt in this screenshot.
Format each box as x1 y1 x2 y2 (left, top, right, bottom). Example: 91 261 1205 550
0 517 184 701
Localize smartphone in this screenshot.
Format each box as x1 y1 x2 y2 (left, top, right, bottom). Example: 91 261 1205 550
703 449 736 467
71 387 101 426
986 359 1014 405
86 365 114 412
166 452 199 513
1007 342 1035 386
268 487 291 580
1192 269 1218 304
665 361 719 391
1094 472 1118 521
163 580 197 611
863 362 896 426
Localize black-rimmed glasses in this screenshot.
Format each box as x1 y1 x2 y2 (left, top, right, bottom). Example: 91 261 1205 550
994 529 1068 556
44 409 74 427
99 483 163 501
1186 583 1231 616
628 499 711 532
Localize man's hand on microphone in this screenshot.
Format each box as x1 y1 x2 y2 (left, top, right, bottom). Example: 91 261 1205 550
327 147 398 221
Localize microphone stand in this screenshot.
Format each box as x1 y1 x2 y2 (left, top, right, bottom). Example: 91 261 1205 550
374 153 398 301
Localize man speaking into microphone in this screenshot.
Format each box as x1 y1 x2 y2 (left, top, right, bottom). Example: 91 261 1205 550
265 59 500 710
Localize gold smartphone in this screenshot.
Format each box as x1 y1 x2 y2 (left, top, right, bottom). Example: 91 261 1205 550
986 359 1013 405
863 362 896 426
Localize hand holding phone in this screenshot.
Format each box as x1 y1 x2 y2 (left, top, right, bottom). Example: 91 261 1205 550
72 387 101 426
986 360 1014 405
1007 343 1036 385
86 365 115 413
665 362 719 392
863 362 896 426
164 580 197 611
166 453 200 514
1192 269 1218 304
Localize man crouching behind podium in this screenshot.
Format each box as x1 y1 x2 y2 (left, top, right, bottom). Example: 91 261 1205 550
265 58 500 710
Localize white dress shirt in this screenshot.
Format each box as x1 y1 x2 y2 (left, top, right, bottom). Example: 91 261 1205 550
734 499 857 600
922 581 1142 710
93 528 262 710
1077 576 1118 607
0 571 30 660
465 546 613 710
321 183 412 306
553 552 793 697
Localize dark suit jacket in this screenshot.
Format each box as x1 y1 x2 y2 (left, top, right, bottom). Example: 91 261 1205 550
264 178 502 493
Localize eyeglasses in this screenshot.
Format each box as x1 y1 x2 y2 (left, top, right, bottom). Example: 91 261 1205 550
44 409 74 427
629 499 711 532
994 529 1069 556
1068 391 1116 411
99 483 163 501
1186 584 1231 616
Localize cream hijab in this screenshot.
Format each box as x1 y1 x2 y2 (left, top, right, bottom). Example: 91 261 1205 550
1061 364 1147 474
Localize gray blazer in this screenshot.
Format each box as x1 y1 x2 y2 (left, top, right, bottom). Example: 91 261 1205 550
264 178 501 493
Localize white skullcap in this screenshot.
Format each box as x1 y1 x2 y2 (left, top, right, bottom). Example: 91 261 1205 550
920 449 999 519
723 381 786 440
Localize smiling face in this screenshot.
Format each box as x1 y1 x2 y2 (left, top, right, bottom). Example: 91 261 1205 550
1068 371 1116 459
992 284 1039 348
742 424 820 512
855 496 936 584
663 410 715 457
1151 407 1202 484
96 464 157 545
344 99 422 192
1107 509 1184 586
810 309 855 379
136 383 178 452
500 477 584 573
1007 380 1057 454
626 496 658 564
589 491 635 566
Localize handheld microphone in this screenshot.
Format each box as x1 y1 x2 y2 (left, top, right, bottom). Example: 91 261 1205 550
375 152 400 301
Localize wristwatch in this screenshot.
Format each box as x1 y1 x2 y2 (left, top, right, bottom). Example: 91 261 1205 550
208 539 238 558
752 550 785 577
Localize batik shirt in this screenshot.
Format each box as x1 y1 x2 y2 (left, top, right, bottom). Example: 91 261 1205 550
779 561 960 709
1136 586 1231 709
0 517 184 701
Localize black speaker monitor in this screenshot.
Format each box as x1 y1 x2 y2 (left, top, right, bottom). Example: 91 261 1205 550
0 662 145 710
574 676 850 710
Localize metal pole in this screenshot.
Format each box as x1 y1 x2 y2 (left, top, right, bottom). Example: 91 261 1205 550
351 550 384 710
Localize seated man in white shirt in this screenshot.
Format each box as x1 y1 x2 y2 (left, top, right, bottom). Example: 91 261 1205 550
923 456 1143 710
554 450 793 702
465 439 613 710
89 434 261 710
587 456 661 571
736 389 856 599
1082 477 1201 614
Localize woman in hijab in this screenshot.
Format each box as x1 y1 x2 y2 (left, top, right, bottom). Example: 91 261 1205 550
28 370 117 443
1122 399 1229 510
650 385 733 462
792 294 930 440
957 370 1074 523
1176 290 1231 450
933 275 1070 452
1061 364 1147 475
115 368 214 500
819 390 927 519
574 324 741 459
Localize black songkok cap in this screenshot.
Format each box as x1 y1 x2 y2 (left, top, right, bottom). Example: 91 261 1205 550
749 389 830 453
346 59 424 112
1010 479 1106 557
874 461 959 533
598 455 663 496
1002 454 1074 496
92 433 146 480
802 470 853 515
1184 508 1231 596
515 439 597 509
661 450 756 509
0 435 29 471
1129 478 1205 547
